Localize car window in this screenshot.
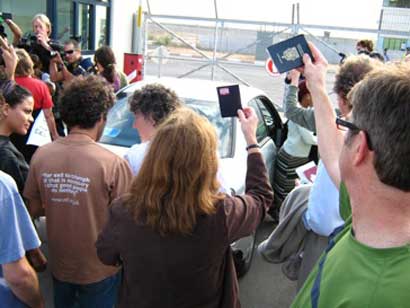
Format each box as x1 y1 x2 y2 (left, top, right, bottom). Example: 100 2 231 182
99 93 233 158
249 99 269 143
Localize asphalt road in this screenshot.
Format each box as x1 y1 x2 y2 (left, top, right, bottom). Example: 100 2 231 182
145 58 338 110
239 219 297 308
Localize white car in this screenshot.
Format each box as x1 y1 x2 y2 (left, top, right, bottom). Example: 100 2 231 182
100 77 286 277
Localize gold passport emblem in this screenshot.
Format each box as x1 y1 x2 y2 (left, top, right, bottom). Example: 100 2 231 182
282 47 299 62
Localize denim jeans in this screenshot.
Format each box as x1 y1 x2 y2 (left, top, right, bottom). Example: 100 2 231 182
53 272 120 308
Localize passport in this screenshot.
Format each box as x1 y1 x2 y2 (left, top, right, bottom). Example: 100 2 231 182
266 34 313 74
217 84 242 118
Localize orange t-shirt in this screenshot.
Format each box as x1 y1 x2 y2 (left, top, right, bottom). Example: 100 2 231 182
24 134 133 284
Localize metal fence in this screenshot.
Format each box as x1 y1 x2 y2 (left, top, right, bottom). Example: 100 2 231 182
139 1 409 105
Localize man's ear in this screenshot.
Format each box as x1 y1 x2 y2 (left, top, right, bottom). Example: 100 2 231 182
352 131 372 166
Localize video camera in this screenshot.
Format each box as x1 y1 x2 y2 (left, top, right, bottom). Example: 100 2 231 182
0 12 12 39
18 32 65 59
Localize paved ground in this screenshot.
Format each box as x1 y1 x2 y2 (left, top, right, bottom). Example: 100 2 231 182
239 220 297 308
145 58 338 109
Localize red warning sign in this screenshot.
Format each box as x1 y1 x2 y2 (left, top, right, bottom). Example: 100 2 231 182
265 58 280 77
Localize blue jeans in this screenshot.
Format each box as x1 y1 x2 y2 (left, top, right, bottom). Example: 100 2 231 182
53 272 120 308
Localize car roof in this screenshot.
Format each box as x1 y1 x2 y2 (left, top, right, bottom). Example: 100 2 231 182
120 76 267 105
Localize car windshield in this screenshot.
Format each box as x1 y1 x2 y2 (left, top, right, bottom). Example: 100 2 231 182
100 92 233 158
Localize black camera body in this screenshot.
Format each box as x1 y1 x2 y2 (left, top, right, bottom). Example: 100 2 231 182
18 33 38 50
0 12 12 39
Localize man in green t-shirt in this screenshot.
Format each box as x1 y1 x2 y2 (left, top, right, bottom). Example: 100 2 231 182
291 42 410 308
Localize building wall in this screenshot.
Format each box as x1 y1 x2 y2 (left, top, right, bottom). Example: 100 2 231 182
110 0 140 71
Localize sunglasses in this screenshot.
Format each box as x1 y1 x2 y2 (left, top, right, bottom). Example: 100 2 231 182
64 50 75 55
336 116 373 151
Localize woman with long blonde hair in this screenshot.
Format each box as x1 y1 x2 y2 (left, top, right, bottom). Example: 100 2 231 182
97 106 273 308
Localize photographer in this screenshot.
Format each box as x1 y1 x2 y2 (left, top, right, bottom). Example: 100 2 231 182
49 39 93 84
20 14 62 74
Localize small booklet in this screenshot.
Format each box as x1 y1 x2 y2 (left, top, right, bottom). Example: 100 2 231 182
266 34 313 73
216 84 242 118
295 161 317 184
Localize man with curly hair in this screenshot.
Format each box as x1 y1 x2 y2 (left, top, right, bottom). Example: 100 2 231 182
125 83 182 175
24 75 133 308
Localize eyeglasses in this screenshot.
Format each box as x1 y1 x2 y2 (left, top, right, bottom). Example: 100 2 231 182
64 50 75 55
336 116 373 150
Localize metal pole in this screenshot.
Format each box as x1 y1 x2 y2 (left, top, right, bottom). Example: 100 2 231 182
143 12 148 78
135 0 143 54
211 0 219 80
297 3 300 27
146 0 152 15
377 9 384 51
157 46 163 78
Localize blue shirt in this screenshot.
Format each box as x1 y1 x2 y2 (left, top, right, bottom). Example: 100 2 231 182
302 161 344 236
0 171 41 307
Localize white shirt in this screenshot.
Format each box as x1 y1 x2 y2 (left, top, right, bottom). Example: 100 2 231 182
283 120 317 158
303 161 344 236
125 142 228 193
124 142 150 176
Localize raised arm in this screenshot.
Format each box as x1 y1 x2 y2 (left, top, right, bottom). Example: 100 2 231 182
0 36 18 80
5 19 23 46
302 43 345 187
283 70 316 132
224 107 274 242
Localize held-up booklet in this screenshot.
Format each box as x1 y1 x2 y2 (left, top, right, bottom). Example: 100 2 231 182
266 34 313 74
216 84 243 118
295 161 317 184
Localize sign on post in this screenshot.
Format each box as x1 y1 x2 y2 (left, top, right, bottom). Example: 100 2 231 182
265 58 280 77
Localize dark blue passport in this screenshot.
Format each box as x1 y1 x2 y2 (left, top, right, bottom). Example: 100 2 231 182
266 34 313 74
217 84 242 118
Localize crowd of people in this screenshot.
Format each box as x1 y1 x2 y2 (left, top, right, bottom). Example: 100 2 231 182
0 10 410 308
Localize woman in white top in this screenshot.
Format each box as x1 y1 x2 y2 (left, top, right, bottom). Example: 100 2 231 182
271 80 317 217
124 84 181 175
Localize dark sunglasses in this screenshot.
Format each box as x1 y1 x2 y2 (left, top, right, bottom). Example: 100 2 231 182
64 50 75 55
336 117 373 151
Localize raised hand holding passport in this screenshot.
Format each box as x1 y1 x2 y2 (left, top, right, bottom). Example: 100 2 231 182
301 42 328 96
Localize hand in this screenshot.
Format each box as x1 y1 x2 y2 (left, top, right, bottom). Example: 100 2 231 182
50 51 63 65
5 19 14 27
288 69 301 86
36 33 51 51
0 36 17 80
237 107 258 145
300 42 328 95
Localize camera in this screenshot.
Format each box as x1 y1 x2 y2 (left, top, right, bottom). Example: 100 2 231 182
18 32 38 50
0 12 12 39
49 41 65 58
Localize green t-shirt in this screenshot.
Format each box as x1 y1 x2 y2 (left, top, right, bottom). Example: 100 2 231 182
291 183 410 308
339 182 351 221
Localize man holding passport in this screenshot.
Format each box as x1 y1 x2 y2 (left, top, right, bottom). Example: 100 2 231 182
291 42 410 307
